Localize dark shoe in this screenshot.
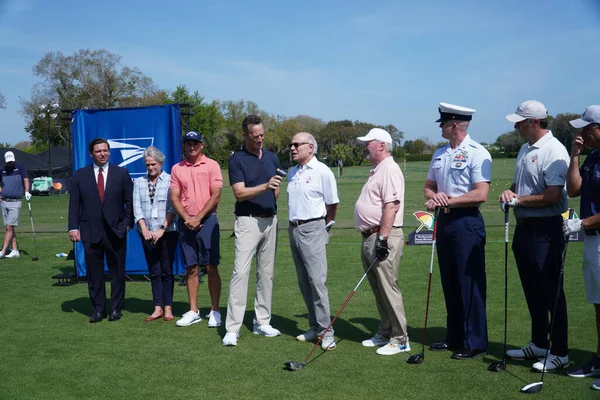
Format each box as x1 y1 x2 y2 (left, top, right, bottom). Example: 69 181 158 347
145 312 164 322
451 348 487 360
430 342 456 351
108 310 122 321
89 312 105 323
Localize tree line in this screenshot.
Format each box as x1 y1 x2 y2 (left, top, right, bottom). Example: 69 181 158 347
6 48 585 165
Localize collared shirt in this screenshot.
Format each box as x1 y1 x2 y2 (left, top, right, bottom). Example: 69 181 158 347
133 171 177 232
228 147 280 216
354 156 404 232
0 162 28 199
513 131 569 218
170 154 223 217
426 134 492 198
287 156 339 222
93 163 108 190
579 150 600 219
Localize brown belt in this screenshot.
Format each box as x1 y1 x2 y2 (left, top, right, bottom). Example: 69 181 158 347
361 226 403 238
361 226 380 238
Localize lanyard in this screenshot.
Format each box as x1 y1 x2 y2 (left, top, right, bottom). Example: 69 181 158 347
148 180 156 205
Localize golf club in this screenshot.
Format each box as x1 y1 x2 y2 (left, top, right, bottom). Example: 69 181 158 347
521 209 574 394
284 256 379 371
489 205 510 372
27 200 39 261
407 207 440 365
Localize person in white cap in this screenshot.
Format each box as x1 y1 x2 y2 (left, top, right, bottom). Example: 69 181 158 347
424 103 491 360
354 128 410 356
0 151 31 258
499 100 570 372
562 105 600 389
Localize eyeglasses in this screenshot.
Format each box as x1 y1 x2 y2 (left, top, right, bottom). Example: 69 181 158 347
290 142 310 149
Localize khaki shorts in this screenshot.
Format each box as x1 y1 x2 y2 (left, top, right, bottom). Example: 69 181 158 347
583 233 600 304
1 200 21 226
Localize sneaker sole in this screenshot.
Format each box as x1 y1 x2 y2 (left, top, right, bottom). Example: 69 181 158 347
322 345 336 351
568 372 600 378
223 341 237 346
176 318 202 327
208 322 221 327
362 341 388 347
253 330 280 337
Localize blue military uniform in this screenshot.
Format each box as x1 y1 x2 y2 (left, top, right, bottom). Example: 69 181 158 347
426 103 492 355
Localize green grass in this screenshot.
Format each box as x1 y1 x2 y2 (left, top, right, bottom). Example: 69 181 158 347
0 161 596 399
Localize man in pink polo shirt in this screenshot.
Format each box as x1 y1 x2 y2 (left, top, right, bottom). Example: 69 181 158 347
354 128 409 356
170 131 224 327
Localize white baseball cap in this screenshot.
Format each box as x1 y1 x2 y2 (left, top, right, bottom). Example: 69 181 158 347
356 128 392 144
506 100 548 123
4 151 15 162
569 105 600 128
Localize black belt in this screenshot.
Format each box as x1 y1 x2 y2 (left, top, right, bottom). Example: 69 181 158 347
2 198 21 202
238 213 275 218
289 217 324 227
585 229 600 236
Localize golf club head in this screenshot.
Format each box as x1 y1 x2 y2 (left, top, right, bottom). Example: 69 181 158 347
520 382 543 394
284 361 304 371
406 352 424 364
487 360 506 372
32 257 39 261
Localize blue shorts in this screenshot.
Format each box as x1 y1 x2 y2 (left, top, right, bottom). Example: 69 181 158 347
178 213 220 268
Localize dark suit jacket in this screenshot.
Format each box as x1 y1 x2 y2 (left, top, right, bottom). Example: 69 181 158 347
68 163 134 243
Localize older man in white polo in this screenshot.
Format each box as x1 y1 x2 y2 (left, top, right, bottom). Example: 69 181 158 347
287 132 339 351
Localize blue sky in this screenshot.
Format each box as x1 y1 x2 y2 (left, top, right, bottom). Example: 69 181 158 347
1 0 599 146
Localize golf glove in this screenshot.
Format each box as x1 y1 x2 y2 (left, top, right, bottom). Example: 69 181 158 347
375 236 389 261
499 198 518 212
25 192 32 201
562 218 583 235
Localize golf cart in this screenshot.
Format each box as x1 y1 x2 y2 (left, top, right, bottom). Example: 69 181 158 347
31 176 55 196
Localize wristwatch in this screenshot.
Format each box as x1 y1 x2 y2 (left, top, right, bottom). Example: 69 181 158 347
159 225 166 230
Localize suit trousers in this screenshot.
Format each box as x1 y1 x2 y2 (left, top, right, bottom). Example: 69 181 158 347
512 216 568 356
289 219 333 337
225 215 278 333
436 209 488 351
83 222 127 315
361 227 408 345
140 231 177 307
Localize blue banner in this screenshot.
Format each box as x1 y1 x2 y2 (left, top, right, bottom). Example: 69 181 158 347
71 104 184 276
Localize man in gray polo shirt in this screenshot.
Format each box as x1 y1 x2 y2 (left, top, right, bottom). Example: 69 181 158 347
287 132 339 351
499 100 570 372
0 151 31 258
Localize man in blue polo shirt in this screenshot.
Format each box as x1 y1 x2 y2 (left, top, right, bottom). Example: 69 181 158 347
563 105 600 390
0 151 31 258
223 114 283 346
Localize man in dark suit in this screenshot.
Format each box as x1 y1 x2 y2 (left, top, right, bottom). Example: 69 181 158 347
68 138 133 323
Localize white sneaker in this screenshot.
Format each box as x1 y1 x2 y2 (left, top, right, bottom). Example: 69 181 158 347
176 310 201 327
532 353 569 372
206 310 221 327
253 323 281 337
0 251 5 259
506 341 546 360
296 330 318 342
222 332 239 346
5 250 19 258
376 342 411 355
362 333 389 347
321 336 336 351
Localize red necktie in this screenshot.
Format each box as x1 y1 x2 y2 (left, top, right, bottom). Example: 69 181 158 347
97 167 105 203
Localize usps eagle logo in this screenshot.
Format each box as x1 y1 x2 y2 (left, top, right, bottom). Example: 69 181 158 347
108 137 155 176
413 211 435 233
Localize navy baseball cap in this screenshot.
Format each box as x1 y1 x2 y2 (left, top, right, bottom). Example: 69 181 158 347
184 131 202 142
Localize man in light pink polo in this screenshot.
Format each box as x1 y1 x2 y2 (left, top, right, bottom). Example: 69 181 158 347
354 128 409 356
170 131 224 327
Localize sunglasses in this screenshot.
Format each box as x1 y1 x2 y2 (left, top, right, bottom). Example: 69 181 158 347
290 142 310 149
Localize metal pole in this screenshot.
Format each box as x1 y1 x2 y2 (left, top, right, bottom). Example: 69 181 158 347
47 111 52 176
